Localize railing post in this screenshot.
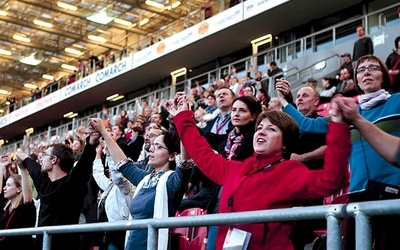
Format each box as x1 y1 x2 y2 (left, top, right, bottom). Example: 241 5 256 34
147 225 158 250
326 213 343 250
43 231 52 250
355 211 371 250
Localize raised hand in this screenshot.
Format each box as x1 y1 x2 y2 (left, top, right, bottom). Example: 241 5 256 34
334 97 360 123
0 155 11 169
329 99 344 123
165 92 189 117
89 118 106 134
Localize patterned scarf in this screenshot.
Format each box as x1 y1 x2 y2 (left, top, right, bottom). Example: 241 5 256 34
358 89 391 110
224 129 245 160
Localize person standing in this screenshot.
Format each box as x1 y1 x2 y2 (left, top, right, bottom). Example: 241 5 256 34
340 53 354 79
16 122 100 250
385 36 400 93
353 26 374 61
166 92 351 250
278 55 400 250
0 155 36 249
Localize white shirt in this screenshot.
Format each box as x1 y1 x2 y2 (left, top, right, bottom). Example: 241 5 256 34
93 157 135 221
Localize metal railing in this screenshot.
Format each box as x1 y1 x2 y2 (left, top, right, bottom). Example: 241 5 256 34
0 199 399 250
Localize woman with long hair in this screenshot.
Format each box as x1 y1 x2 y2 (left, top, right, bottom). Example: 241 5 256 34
0 154 36 249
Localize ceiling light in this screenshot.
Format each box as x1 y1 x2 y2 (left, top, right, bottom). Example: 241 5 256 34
63 112 78 118
61 64 78 71
57 2 78 11
87 10 114 25
114 18 133 27
33 19 53 28
24 83 38 89
0 49 12 56
111 95 124 102
42 74 55 80
171 1 181 8
145 0 165 9
140 18 149 26
0 10 7 16
0 89 9 95
63 111 73 118
251 34 273 45
88 35 107 43
65 47 83 56
25 127 34 135
170 67 187 77
13 34 31 43
106 94 119 101
20 53 42 66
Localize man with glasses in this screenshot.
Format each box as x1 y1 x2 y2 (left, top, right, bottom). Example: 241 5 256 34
137 127 163 167
16 124 100 250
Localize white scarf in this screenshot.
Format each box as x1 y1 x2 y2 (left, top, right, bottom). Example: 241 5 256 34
358 89 391 110
131 170 174 250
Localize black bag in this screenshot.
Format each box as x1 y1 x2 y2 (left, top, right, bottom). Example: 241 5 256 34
366 179 400 200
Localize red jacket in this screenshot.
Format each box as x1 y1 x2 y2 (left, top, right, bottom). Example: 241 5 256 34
174 110 351 250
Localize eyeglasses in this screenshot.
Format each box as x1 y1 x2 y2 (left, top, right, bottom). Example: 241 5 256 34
39 152 56 159
145 133 159 138
150 143 168 150
356 65 381 74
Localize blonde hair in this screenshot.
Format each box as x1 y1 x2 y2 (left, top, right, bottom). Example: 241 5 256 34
3 174 23 213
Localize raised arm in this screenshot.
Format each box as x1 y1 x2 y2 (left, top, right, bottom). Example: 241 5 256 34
18 163 33 204
0 154 11 194
275 81 329 134
167 93 240 185
92 144 112 190
335 97 400 166
89 117 127 164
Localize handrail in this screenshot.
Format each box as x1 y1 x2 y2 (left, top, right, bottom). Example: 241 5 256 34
0 199 400 250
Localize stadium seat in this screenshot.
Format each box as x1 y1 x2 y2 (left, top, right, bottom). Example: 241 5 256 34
171 207 208 249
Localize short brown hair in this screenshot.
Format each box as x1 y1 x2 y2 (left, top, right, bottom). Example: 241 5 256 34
256 111 300 159
355 55 390 91
50 143 75 173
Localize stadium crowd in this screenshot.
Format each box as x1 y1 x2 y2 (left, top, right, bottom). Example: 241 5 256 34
0 31 400 250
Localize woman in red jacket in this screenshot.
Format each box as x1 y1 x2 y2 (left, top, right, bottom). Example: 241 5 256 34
166 93 351 250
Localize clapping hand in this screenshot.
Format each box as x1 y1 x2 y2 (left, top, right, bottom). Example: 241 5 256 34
87 118 102 145
333 97 360 124
165 92 189 117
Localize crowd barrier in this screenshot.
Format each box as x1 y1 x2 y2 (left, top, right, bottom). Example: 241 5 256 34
0 199 399 250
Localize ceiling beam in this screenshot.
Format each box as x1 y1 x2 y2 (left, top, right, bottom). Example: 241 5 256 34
0 15 123 51
17 0 150 35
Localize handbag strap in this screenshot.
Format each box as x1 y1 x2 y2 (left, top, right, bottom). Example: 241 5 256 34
391 56 400 71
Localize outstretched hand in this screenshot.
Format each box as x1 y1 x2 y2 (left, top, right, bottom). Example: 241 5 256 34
165 92 189 117
87 118 103 145
275 78 291 106
0 155 11 168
